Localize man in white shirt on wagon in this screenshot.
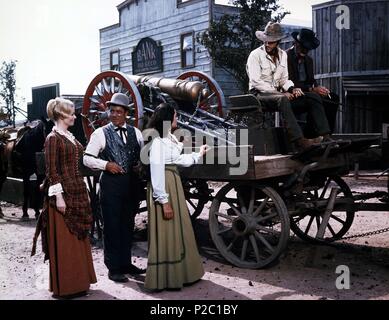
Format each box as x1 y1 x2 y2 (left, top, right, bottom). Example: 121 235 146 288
246 22 332 151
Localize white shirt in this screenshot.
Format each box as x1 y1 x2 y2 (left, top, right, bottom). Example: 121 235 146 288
150 133 201 204
83 124 144 171
246 45 294 93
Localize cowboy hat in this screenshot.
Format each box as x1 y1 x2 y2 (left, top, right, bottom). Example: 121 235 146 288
291 28 320 50
106 93 131 110
255 22 288 42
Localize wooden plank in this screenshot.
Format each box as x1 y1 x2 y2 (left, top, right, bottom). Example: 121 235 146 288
180 146 256 181
183 150 350 182
316 9 322 76
330 6 337 74
322 7 332 72
376 1 388 70
315 70 389 79
253 155 298 180
354 4 364 72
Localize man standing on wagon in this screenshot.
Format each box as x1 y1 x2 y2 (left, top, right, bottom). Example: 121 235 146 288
246 22 333 150
83 93 145 283
286 28 339 135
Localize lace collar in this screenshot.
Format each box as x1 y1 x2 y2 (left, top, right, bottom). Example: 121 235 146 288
52 126 76 145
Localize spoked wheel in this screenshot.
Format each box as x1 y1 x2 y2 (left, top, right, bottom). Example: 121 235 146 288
82 71 144 140
85 174 103 247
177 71 226 117
209 182 290 269
183 179 211 221
290 175 355 243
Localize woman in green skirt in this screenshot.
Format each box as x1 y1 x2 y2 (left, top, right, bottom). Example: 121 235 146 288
145 103 210 291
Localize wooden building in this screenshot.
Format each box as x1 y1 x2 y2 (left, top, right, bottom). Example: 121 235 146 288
100 0 305 102
100 0 239 99
312 0 389 134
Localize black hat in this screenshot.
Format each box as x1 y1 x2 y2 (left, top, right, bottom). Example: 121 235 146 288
291 28 320 50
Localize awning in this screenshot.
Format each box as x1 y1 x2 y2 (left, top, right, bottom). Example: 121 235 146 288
343 76 389 93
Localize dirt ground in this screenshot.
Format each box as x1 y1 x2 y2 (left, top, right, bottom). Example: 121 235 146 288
0 174 388 300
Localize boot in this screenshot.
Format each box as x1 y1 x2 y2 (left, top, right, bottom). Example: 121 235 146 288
313 136 324 143
295 137 317 151
322 134 335 143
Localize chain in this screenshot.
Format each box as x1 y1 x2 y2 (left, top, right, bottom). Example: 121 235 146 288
338 191 389 240
340 227 389 240
351 191 388 203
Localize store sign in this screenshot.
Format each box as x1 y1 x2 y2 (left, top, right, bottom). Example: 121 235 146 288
132 37 163 74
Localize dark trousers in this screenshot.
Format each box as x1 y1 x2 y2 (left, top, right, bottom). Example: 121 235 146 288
304 92 339 136
323 92 339 133
100 172 140 274
292 92 331 137
255 92 331 141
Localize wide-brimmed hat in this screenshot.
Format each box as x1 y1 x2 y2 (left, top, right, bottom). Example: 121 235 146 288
106 93 130 110
255 22 288 42
291 28 320 50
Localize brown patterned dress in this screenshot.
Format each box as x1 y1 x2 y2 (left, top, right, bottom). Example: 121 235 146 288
44 130 96 297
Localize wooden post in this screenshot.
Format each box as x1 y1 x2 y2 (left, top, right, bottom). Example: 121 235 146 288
354 162 359 180
316 187 339 240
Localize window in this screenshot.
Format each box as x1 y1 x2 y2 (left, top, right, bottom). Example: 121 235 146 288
177 0 202 7
181 32 194 68
110 50 120 71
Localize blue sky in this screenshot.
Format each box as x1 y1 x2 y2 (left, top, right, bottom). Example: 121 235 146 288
0 0 324 112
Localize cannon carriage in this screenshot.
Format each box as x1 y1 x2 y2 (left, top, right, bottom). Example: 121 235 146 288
81 70 388 269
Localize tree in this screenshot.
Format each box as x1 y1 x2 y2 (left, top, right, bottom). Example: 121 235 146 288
0 60 21 127
198 0 289 92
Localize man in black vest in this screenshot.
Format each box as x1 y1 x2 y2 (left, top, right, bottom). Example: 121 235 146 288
83 93 145 283
287 28 340 136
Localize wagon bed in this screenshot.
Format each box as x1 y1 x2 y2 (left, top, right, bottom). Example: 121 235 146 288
180 142 351 182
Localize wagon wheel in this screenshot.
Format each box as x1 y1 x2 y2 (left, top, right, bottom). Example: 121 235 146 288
82 70 144 140
209 182 290 269
290 175 355 243
85 174 103 247
177 70 226 117
183 180 210 221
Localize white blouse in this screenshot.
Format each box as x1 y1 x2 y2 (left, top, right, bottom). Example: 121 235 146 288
150 133 201 204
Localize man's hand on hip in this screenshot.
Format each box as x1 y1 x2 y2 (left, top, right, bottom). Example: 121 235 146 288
283 92 295 101
313 86 330 96
106 162 125 174
292 88 305 98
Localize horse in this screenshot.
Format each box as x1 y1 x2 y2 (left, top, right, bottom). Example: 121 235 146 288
11 119 53 219
0 128 15 217
0 119 53 220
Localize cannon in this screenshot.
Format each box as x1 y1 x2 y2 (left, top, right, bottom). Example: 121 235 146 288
82 70 236 145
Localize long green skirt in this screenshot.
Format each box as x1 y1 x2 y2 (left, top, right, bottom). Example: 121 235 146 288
145 166 204 290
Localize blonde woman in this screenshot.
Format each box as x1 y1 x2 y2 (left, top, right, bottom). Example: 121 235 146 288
39 98 96 298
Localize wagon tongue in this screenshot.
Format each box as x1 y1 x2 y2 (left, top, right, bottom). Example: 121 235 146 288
291 136 380 162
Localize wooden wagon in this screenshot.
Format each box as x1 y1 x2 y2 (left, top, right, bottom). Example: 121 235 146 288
80 70 388 269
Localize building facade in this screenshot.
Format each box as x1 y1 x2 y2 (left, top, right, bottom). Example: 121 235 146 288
100 0 305 101
313 0 389 134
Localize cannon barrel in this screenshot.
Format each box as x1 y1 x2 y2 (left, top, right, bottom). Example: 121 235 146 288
127 75 210 102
